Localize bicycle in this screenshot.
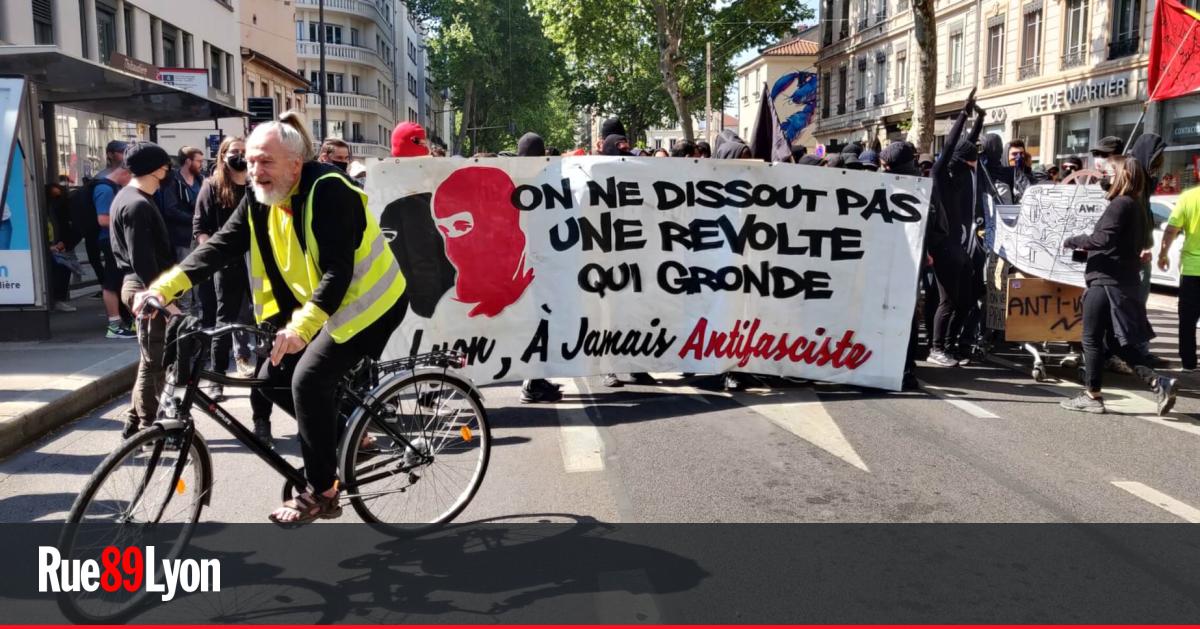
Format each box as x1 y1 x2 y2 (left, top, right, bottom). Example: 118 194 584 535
58 303 491 622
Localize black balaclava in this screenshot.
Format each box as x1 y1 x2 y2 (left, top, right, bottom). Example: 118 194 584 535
600 117 626 139
953 139 979 164
517 132 546 157
879 141 919 176
602 134 632 156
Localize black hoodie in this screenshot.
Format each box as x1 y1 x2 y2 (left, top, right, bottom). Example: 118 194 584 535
980 133 1014 204
931 110 984 255
714 130 751 159
1129 133 1167 249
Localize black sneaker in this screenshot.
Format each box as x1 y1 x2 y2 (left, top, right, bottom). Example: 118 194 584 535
521 383 563 404
927 350 958 367
1149 354 1171 369
1155 376 1180 416
254 418 275 450
1060 393 1106 414
121 421 141 440
602 373 623 388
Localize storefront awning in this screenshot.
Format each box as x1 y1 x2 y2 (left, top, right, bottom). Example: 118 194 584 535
0 46 247 124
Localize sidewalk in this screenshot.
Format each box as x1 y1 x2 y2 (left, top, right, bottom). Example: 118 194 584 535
0 290 138 459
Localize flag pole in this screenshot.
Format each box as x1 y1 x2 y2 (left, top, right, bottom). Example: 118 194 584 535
1124 19 1199 153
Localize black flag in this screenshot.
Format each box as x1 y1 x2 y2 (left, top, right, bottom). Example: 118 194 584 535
750 81 793 163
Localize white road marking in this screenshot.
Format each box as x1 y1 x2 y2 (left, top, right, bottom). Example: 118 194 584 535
1112 481 1200 523
919 381 1001 418
1136 415 1200 437
555 378 605 473
739 388 870 472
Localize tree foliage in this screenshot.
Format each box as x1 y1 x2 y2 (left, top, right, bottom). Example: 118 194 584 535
407 0 575 154
532 0 813 142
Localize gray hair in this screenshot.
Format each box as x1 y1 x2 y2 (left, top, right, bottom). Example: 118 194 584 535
248 111 315 161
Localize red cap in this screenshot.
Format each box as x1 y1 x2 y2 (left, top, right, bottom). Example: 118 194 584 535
390 122 429 157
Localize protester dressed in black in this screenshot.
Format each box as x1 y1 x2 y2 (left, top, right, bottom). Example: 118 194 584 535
1061 155 1178 415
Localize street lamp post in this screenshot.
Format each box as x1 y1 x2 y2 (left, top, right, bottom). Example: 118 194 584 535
318 0 327 142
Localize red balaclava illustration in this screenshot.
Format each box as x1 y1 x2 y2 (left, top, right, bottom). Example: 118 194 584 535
432 167 534 317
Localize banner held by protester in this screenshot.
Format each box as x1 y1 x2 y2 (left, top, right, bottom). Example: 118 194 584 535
368 157 931 390
987 183 1110 287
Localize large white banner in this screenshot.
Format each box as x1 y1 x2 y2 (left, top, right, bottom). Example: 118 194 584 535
367 157 931 390
986 183 1110 287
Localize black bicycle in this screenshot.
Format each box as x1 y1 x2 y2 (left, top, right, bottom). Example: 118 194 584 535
58 306 490 622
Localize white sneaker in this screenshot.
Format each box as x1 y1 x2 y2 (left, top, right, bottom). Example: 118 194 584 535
53 301 77 312
235 357 257 378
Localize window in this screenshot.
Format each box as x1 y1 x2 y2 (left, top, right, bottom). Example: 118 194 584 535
408 107 417 122
313 120 321 139
96 2 118 63
895 53 908 98
985 22 1004 86
330 120 344 138
183 33 193 67
123 7 133 55
1109 0 1140 59
857 0 870 30
351 75 360 93
821 72 831 115
350 28 360 47
1056 111 1091 157
33 0 54 45
837 65 847 114
840 0 850 38
1062 0 1089 68
1020 5 1043 79
855 59 867 110
874 54 886 105
247 83 254 97
1014 118 1042 163
261 81 268 98
946 31 964 87
325 72 344 93
823 0 834 44
296 20 304 42
407 73 417 96
351 122 362 142
308 23 342 43
163 24 178 67
209 45 225 91
408 40 417 62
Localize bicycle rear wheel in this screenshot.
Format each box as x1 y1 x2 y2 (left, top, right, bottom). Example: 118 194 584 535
340 372 489 534
58 425 211 623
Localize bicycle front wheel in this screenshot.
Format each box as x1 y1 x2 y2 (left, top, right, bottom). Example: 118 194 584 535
58 425 210 623
340 372 490 534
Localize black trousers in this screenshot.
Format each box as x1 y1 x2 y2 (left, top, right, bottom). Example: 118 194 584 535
1179 275 1200 370
931 244 972 351
211 262 250 373
255 298 406 493
1081 285 1158 393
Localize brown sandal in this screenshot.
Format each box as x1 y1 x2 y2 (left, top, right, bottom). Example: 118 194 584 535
268 488 342 525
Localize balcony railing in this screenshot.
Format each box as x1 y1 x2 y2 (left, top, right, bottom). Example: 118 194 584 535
875 9 887 23
855 97 866 110
984 68 1003 87
297 40 391 76
872 91 885 106
945 71 962 88
306 92 394 121
311 139 390 159
1061 48 1087 69
857 17 870 31
1018 60 1041 80
1108 35 1138 59
294 0 392 32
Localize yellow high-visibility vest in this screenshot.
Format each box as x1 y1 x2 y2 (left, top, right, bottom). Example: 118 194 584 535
248 172 406 343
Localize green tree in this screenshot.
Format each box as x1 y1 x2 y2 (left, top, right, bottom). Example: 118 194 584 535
533 0 813 143
408 0 576 154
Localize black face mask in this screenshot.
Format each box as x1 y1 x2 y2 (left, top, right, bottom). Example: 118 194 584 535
225 154 247 172
331 160 349 172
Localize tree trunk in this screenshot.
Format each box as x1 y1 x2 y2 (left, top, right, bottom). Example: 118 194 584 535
650 0 693 142
908 0 937 152
456 79 474 155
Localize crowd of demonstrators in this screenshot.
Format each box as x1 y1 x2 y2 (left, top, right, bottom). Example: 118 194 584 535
107 142 179 438
1061 155 1178 415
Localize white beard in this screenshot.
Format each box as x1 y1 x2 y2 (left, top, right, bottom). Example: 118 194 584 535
251 180 292 206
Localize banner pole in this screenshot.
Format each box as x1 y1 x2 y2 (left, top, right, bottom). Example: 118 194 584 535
1128 19 1199 152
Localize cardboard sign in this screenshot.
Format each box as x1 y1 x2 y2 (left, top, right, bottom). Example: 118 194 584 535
1004 277 1083 342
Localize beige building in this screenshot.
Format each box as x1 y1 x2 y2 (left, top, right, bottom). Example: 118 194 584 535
735 27 821 149
240 0 307 120
814 0 1200 188
645 114 739 151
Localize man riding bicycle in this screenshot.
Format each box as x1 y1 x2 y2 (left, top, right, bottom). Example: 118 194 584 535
135 112 407 524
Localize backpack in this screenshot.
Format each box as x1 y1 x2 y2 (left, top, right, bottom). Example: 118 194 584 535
68 178 118 242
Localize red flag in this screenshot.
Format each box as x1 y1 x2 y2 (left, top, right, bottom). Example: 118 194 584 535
1148 0 1200 101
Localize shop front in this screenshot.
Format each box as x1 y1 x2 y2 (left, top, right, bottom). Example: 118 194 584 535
1161 94 1200 192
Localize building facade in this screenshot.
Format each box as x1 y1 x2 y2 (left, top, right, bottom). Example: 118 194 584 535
2 0 244 179
735 27 821 149
814 0 1200 189
240 0 307 123
294 0 397 159
646 114 739 151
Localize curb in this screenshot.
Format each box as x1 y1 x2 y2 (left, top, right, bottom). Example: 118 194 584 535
0 350 138 460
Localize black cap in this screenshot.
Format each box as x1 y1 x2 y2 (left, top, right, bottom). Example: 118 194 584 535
124 141 171 176
600 117 626 139
880 142 916 168
105 140 128 154
517 132 546 157
1091 136 1125 157
1062 156 1084 168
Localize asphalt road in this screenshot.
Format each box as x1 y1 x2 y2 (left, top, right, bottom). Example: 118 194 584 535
3 299 1200 526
